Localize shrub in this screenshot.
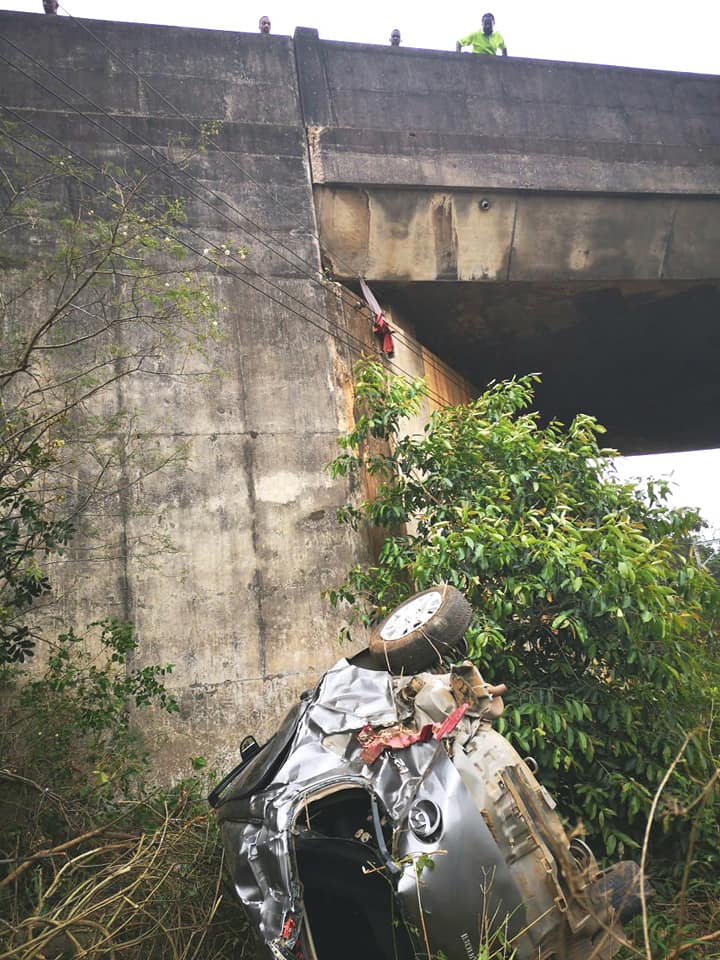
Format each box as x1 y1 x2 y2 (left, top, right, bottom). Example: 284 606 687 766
328 359 720 871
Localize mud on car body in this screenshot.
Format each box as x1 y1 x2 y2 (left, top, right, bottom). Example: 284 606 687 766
210 585 647 960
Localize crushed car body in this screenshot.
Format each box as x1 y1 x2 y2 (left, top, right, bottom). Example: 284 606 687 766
210 585 647 960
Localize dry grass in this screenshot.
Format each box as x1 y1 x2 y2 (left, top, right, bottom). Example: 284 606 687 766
0 790 253 960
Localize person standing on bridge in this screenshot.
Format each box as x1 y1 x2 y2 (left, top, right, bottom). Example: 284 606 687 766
258 15 271 34
456 12 507 56
390 28 402 46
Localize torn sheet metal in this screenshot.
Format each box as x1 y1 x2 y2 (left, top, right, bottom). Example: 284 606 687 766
309 660 405 733
213 656 634 960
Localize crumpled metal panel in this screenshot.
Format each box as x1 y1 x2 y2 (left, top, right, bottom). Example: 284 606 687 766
218 657 523 951
394 743 524 960
307 660 407 733
216 655 621 960
219 660 388 943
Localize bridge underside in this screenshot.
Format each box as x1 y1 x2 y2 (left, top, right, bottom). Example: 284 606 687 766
317 186 720 454
371 278 719 454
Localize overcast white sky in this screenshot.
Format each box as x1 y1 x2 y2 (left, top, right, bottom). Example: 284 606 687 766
2 0 719 533
613 450 720 539
1 0 718 74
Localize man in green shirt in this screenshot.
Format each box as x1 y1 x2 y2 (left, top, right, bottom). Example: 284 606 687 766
456 12 508 56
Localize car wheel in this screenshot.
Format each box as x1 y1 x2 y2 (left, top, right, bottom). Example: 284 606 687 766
368 585 472 674
594 860 651 924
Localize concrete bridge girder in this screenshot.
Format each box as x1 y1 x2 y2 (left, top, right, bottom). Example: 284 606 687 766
315 186 720 283
315 185 720 454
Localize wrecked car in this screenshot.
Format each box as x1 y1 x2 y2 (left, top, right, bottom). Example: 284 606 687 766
210 585 646 960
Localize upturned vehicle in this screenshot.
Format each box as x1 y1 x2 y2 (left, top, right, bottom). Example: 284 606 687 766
210 585 647 960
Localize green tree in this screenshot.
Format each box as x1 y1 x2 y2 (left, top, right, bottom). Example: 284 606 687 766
328 359 720 867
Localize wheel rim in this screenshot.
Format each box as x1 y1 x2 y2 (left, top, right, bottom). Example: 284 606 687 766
380 591 443 642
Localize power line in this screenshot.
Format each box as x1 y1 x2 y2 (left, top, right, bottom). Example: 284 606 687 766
53 9 363 281
0 57 381 378
0 101 456 410
2 13 472 401
41 9 476 397
0 108 363 367
0 34 327 285
0 43 334 304
0 32 472 404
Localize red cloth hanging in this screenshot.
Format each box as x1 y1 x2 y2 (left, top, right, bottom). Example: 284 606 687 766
372 312 395 356
360 277 395 356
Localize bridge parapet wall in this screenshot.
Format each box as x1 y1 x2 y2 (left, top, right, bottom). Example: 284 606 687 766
294 27 720 195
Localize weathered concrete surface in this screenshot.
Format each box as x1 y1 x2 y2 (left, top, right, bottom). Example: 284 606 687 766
316 188 719 283
297 29 720 452
0 12 474 775
0 12 376 776
316 185 720 451
296 29 720 194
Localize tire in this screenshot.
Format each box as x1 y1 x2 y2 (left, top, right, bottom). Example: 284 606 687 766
593 860 651 924
368 585 473 674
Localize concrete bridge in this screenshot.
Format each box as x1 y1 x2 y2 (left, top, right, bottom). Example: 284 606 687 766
1 12 718 769
294 28 720 454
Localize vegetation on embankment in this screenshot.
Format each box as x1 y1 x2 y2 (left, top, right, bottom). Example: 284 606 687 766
328 359 720 958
